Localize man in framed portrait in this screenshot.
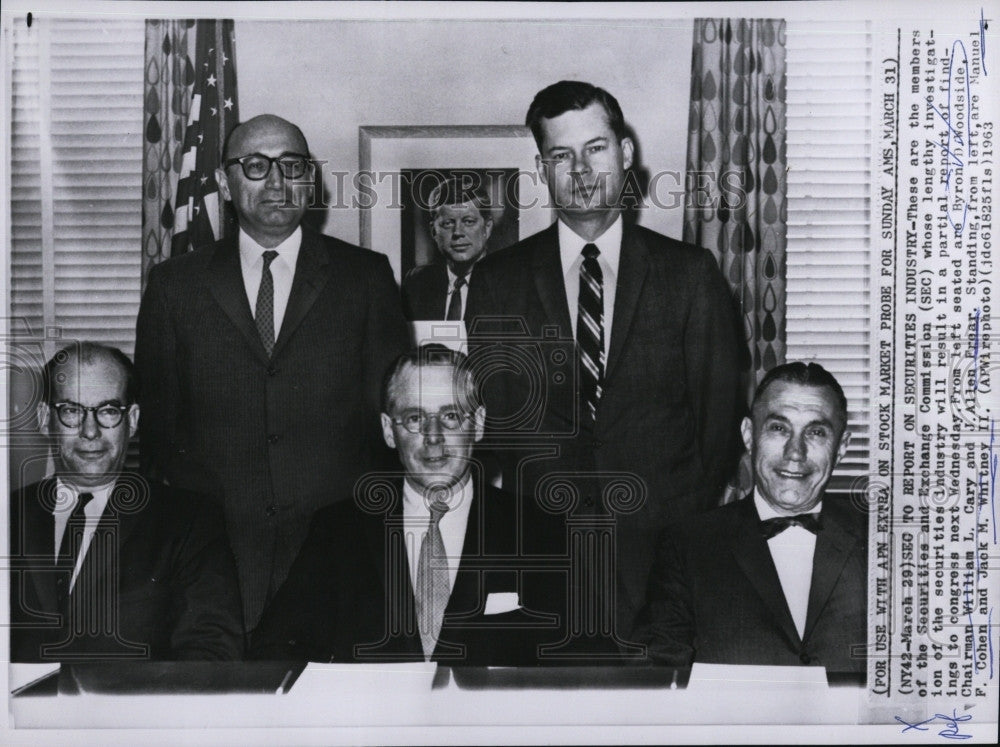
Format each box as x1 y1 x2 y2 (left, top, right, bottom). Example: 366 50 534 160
402 176 494 322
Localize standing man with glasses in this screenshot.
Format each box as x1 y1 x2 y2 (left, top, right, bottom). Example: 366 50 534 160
465 81 743 642
136 114 409 633
251 345 564 665
9 343 243 661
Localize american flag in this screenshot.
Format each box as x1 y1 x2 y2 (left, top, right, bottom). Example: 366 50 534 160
171 19 239 256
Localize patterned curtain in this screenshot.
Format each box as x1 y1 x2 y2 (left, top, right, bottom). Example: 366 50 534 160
142 19 239 287
684 18 787 400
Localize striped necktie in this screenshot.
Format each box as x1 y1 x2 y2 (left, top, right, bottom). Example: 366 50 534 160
415 501 450 659
577 243 605 421
255 250 279 356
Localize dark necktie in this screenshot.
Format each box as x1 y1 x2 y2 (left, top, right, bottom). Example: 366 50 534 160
255 250 279 356
446 275 466 322
415 501 450 659
759 513 822 540
58 491 94 567
577 243 605 421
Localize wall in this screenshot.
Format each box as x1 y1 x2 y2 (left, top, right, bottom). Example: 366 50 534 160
236 18 693 249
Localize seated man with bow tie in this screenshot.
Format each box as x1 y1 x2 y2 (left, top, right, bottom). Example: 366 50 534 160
8 342 244 662
632 362 867 675
250 344 564 665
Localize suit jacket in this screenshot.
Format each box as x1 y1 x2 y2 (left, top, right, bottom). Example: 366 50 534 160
135 226 410 628
464 221 742 635
250 481 567 666
401 263 450 321
632 495 868 674
9 479 243 662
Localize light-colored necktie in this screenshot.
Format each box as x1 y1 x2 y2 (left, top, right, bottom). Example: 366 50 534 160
415 501 450 659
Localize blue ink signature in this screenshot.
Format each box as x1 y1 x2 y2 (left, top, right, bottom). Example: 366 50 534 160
981 8 989 77
972 308 981 390
896 709 973 739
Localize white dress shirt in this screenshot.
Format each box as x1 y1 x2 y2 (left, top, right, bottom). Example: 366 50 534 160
445 265 473 321
52 479 114 591
401 476 474 596
558 216 622 362
239 226 302 342
754 490 821 641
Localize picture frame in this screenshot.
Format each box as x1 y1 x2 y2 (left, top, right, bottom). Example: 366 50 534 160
358 125 551 283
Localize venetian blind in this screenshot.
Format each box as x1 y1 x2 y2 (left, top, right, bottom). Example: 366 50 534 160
9 17 144 359
785 21 873 496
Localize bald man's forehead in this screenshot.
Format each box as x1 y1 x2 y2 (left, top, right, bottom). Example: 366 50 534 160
228 116 308 158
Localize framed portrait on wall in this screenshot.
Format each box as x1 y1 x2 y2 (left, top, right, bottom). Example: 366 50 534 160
358 125 550 283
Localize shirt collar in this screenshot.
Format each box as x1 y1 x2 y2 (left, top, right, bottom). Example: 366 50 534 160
446 265 473 288
238 225 302 268
753 488 823 521
53 478 115 514
558 215 623 279
402 474 475 523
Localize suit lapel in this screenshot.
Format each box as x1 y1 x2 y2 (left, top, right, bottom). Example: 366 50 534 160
445 486 483 617
532 225 573 334
273 228 333 359
207 235 270 364
732 498 802 648
21 479 61 614
605 223 649 382
69 479 143 603
433 265 450 320
803 500 862 640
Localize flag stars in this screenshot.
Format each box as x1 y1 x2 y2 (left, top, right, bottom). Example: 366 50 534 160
220 51 228 66
200 176 209 185
223 98 234 110
210 107 218 117
206 73 217 87
197 133 204 144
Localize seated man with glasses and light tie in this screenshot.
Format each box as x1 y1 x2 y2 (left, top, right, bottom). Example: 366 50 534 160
401 176 494 322
251 345 565 665
8 342 243 662
632 362 868 676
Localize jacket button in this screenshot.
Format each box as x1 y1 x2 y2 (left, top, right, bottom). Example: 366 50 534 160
267 434 280 444
800 652 813 665
266 504 278 517
267 366 278 377
592 438 603 449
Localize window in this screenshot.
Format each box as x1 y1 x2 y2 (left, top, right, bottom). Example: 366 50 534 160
9 17 144 358
785 21 872 496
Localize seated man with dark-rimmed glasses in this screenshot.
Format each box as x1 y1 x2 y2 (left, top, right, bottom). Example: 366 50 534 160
8 342 244 662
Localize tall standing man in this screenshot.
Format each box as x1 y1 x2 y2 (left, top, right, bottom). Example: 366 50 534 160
465 81 743 638
401 177 494 322
136 114 410 631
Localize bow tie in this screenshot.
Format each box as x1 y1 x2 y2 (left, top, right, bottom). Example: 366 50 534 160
759 513 822 539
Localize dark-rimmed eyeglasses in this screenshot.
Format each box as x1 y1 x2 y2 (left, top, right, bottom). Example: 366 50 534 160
52 401 129 429
391 408 473 434
223 152 310 181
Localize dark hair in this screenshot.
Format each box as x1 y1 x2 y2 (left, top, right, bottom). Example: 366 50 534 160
381 344 479 415
525 80 628 150
42 342 137 406
751 362 848 426
428 175 493 222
